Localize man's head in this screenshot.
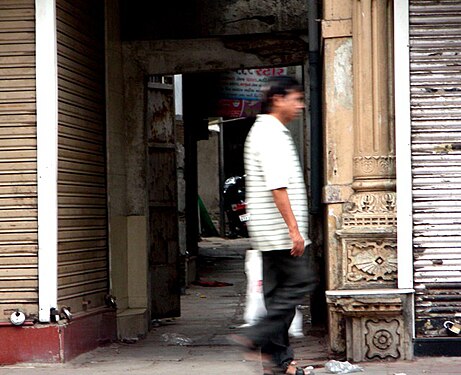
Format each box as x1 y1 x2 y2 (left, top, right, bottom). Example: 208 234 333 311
260 76 304 124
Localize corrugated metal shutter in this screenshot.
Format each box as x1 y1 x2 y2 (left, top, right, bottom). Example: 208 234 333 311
0 0 38 320
56 0 108 314
410 0 461 337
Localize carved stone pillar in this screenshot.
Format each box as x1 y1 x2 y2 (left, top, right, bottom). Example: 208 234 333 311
326 0 413 361
344 0 396 290
352 0 395 194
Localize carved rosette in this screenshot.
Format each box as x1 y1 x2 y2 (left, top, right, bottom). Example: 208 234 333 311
346 241 397 282
365 319 401 359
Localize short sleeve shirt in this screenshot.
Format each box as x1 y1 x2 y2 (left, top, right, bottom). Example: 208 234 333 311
244 114 310 251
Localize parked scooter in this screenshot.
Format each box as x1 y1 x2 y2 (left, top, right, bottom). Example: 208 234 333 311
222 175 249 238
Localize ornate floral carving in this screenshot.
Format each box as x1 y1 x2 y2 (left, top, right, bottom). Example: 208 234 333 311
345 192 396 214
365 319 401 359
341 192 397 227
346 241 397 282
353 155 396 177
382 192 396 211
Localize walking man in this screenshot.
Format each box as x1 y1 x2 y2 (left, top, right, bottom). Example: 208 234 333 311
231 76 316 375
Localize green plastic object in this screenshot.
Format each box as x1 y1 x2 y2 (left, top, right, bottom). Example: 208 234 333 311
198 195 219 237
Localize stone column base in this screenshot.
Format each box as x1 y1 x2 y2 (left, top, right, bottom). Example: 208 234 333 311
326 289 414 361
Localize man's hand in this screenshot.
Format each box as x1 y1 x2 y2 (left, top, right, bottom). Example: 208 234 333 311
289 229 305 257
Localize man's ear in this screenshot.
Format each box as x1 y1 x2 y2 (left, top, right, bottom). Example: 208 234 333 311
271 94 284 108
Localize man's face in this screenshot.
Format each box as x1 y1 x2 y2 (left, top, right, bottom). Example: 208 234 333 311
273 90 305 123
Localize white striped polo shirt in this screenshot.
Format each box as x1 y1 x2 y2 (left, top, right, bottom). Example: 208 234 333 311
244 114 310 251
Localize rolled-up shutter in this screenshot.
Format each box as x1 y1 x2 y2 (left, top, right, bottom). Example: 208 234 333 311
56 0 108 314
410 0 461 337
0 0 38 320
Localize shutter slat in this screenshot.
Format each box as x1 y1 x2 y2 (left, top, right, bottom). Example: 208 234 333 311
0 0 37 321
410 0 461 337
56 0 108 314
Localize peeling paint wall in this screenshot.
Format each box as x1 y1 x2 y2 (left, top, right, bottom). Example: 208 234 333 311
322 0 354 353
120 0 308 40
333 40 353 110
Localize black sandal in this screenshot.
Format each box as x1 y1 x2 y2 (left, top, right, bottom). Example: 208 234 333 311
280 360 315 375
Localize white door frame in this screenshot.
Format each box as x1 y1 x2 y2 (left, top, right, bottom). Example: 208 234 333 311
394 0 413 291
36 0 59 323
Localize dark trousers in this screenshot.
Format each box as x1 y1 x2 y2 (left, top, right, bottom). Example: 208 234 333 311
244 249 316 368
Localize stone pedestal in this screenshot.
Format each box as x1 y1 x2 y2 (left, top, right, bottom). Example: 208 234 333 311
326 289 414 361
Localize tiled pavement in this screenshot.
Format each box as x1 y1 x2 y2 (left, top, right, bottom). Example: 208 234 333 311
1 237 461 374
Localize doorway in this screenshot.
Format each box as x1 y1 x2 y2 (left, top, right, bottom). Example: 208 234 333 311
167 66 327 329
189 67 307 238
107 0 326 347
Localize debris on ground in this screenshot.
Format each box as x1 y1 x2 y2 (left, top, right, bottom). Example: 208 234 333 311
161 333 193 346
192 279 233 287
325 360 364 374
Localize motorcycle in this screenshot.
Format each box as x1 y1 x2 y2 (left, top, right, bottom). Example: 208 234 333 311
222 175 249 238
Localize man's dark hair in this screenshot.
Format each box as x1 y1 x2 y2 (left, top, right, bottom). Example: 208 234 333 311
260 75 303 114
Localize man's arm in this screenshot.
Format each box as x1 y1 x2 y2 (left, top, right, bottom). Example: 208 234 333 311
272 188 305 256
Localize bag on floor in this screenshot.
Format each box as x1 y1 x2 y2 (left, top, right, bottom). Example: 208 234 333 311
244 249 267 325
244 249 303 337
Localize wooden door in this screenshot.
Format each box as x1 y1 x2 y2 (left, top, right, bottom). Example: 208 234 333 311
147 76 180 319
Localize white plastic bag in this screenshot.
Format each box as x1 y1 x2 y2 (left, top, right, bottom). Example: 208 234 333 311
244 250 303 336
325 360 363 374
289 305 304 337
244 250 267 325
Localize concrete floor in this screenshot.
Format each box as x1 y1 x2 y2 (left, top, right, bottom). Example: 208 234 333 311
1 237 461 374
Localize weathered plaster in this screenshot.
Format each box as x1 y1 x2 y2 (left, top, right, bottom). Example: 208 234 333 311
323 38 354 187
199 0 308 36
326 206 343 288
124 37 307 77
326 203 346 353
106 0 148 340
333 39 353 110
106 0 128 311
121 0 308 40
323 37 354 311
123 50 147 215
323 0 352 21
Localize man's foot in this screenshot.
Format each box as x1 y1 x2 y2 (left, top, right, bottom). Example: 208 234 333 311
228 334 273 369
227 334 260 361
281 360 315 375
227 333 256 351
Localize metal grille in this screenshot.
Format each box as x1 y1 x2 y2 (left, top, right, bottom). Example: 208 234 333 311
410 0 461 337
56 0 108 314
0 0 38 320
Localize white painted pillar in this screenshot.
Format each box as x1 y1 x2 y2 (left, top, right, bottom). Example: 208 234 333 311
174 75 183 118
394 0 413 290
36 0 59 323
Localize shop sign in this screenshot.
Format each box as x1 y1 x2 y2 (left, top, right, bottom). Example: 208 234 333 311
217 68 287 118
